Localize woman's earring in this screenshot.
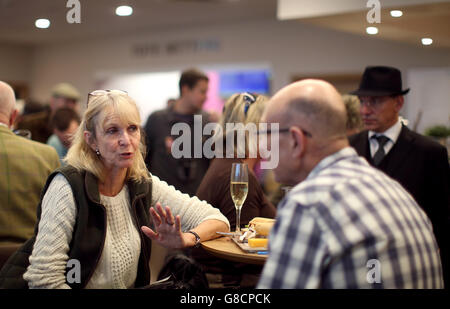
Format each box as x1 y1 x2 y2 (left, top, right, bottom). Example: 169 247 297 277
95 149 100 156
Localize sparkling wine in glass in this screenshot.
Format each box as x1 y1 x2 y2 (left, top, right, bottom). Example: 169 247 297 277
230 163 249 234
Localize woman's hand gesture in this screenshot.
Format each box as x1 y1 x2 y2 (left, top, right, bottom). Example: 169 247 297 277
141 203 192 249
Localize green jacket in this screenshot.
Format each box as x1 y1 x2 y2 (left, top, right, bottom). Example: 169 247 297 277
0 165 153 289
0 125 60 243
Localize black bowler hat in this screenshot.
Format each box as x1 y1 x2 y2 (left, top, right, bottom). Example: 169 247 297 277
351 66 410 96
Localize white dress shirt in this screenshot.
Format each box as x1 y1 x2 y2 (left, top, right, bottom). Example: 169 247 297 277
368 118 403 158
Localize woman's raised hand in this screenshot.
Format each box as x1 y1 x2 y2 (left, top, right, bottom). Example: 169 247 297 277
141 203 190 248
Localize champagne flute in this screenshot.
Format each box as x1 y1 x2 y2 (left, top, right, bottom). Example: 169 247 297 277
230 163 249 234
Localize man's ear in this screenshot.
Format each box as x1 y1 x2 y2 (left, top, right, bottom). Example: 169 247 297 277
9 109 18 128
290 127 306 158
394 96 404 112
180 85 189 97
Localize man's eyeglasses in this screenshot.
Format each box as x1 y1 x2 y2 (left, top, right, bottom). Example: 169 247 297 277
359 96 394 109
87 89 128 105
257 127 313 138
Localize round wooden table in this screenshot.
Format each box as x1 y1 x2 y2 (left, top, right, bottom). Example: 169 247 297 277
200 236 267 265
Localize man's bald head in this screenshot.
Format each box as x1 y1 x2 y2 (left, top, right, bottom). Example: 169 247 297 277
265 79 347 141
263 79 349 185
0 81 16 123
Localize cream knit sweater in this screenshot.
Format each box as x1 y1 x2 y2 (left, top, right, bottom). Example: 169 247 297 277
23 173 230 289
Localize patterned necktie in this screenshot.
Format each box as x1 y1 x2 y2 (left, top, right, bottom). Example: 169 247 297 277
372 135 390 166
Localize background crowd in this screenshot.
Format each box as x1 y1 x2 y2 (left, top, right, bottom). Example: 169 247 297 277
0 66 448 289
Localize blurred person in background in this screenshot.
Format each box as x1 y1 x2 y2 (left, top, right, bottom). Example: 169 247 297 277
21 99 46 116
12 99 46 132
166 98 176 109
193 92 276 288
144 68 211 196
196 92 276 230
349 66 450 288
15 83 80 143
47 107 81 164
342 94 363 136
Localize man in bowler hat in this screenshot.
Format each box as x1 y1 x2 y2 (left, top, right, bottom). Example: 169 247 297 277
349 65 450 288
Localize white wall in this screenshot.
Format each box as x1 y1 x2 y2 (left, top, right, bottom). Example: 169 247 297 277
3 19 450 132
406 68 450 133
99 71 181 123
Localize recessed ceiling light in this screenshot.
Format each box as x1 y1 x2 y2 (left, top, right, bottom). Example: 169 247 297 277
366 27 378 35
116 5 133 17
421 38 433 46
390 10 403 18
35 18 50 29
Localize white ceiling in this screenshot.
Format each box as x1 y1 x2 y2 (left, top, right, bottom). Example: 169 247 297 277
0 0 278 45
279 0 450 50
277 0 450 19
1 0 449 50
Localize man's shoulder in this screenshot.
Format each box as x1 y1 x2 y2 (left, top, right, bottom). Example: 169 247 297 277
145 108 172 128
401 126 447 152
2 134 59 170
47 134 65 153
149 108 171 119
21 136 58 156
348 130 367 144
285 159 410 218
47 134 59 145
288 156 383 201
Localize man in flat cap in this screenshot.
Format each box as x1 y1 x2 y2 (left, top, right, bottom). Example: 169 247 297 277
15 83 80 143
348 65 450 288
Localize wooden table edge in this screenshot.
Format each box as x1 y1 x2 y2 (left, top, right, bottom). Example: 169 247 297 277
201 236 267 265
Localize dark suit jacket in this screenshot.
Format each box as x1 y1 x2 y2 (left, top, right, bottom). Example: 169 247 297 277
349 125 450 286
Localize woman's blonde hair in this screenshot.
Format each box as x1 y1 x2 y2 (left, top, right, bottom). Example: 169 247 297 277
219 93 268 128
64 92 150 183
342 94 363 134
217 93 269 158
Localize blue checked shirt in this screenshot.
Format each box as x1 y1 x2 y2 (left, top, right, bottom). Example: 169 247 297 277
257 147 443 289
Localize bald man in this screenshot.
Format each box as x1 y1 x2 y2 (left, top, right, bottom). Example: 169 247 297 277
257 80 443 289
0 81 60 244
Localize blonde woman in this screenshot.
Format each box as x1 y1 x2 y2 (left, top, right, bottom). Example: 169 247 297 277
342 94 363 136
194 92 276 287
196 92 276 229
19 90 229 289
